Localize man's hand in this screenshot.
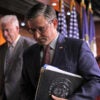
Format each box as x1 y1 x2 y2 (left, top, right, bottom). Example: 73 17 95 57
51 95 68 100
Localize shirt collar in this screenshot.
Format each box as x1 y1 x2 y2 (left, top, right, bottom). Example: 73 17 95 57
8 35 21 48
50 32 59 50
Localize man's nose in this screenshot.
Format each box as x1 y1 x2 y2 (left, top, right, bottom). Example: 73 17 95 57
35 32 41 38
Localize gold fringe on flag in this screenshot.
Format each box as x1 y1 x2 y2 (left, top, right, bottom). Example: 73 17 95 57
80 0 86 31
81 0 86 8
85 34 89 42
80 0 86 18
88 2 93 14
59 0 63 12
70 0 76 11
88 2 93 27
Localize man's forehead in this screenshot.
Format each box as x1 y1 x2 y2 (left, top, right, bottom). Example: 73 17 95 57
28 17 48 26
28 15 47 22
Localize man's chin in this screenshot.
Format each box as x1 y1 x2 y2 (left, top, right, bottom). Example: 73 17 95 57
38 40 47 45
38 41 49 45
38 42 46 45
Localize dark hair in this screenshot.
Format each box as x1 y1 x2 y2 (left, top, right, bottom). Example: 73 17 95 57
26 2 57 21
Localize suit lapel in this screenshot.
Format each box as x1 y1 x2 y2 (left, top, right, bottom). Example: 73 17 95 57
52 34 67 69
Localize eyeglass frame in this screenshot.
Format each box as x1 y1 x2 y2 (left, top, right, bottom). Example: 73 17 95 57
28 19 54 34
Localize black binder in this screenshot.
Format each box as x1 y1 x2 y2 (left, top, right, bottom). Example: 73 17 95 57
35 64 84 100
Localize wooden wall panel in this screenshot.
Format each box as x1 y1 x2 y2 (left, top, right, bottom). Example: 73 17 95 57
95 22 100 56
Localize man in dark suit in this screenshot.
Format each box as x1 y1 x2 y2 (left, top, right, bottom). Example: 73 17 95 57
0 15 35 100
20 2 100 100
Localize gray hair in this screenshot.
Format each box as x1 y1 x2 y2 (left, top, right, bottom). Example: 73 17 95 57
0 15 19 27
26 2 57 21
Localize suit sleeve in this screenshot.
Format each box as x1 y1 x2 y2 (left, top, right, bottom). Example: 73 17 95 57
69 42 100 100
20 53 36 100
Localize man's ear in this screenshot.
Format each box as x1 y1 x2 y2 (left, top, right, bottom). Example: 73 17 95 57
52 18 58 29
16 26 19 32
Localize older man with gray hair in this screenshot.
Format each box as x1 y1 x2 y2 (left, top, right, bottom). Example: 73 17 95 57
0 15 35 100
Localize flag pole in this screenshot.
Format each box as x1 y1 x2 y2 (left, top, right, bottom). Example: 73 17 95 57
59 0 63 12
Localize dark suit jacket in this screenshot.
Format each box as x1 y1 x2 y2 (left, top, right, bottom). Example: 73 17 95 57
21 34 100 100
0 36 35 100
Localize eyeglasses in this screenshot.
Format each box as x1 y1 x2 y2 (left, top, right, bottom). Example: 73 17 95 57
29 21 52 34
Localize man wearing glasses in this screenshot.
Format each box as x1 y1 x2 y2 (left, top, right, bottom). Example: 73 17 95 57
20 2 100 100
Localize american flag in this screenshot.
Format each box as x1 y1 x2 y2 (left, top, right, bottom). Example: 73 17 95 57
88 3 97 57
69 0 79 39
57 0 68 37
